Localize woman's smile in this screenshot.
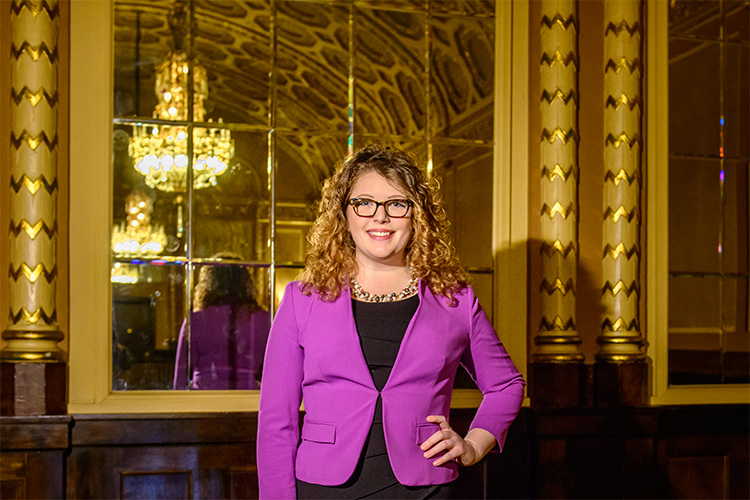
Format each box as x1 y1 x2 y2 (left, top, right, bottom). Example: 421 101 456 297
347 171 412 268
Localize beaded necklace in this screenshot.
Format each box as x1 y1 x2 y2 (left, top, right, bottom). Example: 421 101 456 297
350 267 417 302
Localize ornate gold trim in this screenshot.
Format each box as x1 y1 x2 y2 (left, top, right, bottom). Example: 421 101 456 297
604 56 641 74
605 20 641 36
541 50 578 68
602 280 639 297
11 87 59 107
10 263 57 283
601 317 639 331
605 132 642 149
542 163 577 181
605 94 641 111
542 127 577 144
10 219 58 239
542 201 576 219
10 174 58 195
541 240 577 258
604 168 638 186
10 41 59 62
540 316 577 331
541 13 577 30
541 88 577 106
10 0 60 19
9 306 57 325
604 205 639 223
10 130 59 151
603 242 639 260
541 277 576 296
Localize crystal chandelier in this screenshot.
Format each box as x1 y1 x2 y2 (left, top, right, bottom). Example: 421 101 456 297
129 1 234 193
112 190 168 257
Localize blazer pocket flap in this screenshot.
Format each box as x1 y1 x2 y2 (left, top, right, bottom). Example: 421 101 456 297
416 422 441 445
302 420 336 444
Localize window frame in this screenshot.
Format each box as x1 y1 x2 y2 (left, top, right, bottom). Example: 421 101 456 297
646 0 749 405
67 0 529 413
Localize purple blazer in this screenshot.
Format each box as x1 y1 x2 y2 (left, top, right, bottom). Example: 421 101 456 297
257 280 525 499
173 305 270 390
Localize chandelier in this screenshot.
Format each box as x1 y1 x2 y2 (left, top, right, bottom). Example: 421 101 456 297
129 2 234 192
112 190 168 257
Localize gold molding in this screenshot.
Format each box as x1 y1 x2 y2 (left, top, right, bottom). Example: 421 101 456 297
10 174 58 194
603 242 639 260
541 240 577 258
10 41 59 62
9 263 57 283
10 0 60 19
541 49 578 68
604 56 642 74
11 86 59 107
542 163 576 181
602 280 639 297
541 277 575 296
604 205 639 223
9 306 56 325
10 219 57 239
540 316 577 331
541 13 576 30
10 130 58 151
542 201 576 219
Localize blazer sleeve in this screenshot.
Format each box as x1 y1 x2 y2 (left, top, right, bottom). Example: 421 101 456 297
460 289 525 451
172 319 189 390
257 283 305 499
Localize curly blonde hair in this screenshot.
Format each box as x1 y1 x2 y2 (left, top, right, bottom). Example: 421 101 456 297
194 253 260 313
299 144 469 304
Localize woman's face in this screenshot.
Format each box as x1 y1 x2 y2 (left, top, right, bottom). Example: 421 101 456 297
346 170 412 269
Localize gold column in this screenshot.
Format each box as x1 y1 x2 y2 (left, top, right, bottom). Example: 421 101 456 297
536 0 584 363
599 0 645 362
3 0 64 362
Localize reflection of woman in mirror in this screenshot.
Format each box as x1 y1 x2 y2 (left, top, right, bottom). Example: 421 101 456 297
173 253 270 390
257 145 525 499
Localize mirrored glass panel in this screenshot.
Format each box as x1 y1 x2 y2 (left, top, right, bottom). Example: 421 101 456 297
430 15 494 141
112 0 499 391
174 262 271 390
668 0 750 385
277 2 349 132
353 6 427 136
192 129 269 261
113 263 186 390
433 143 494 269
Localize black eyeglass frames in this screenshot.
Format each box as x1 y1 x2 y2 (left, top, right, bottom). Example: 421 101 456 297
347 198 413 218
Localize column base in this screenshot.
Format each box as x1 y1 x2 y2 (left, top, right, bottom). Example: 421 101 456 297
529 362 587 408
594 361 648 408
1 362 67 416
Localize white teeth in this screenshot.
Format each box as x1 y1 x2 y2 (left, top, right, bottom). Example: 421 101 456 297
369 231 391 236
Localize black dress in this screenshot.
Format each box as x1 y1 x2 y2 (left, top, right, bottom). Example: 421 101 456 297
296 296 452 499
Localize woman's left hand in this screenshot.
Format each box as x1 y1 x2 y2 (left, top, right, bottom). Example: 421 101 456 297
420 415 487 467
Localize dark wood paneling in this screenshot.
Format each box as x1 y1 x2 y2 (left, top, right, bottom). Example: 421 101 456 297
2 407 747 499
67 414 259 500
0 416 70 499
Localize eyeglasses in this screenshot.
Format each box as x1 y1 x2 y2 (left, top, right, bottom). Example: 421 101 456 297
347 198 413 218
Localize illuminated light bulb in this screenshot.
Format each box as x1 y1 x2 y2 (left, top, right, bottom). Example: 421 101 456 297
160 155 175 168
175 154 188 167
177 131 187 141
169 106 177 116
137 213 145 220
138 201 146 208
164 91 172 101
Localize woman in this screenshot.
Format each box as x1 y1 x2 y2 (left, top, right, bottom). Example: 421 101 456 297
257 145 525 499
173 253 270 390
